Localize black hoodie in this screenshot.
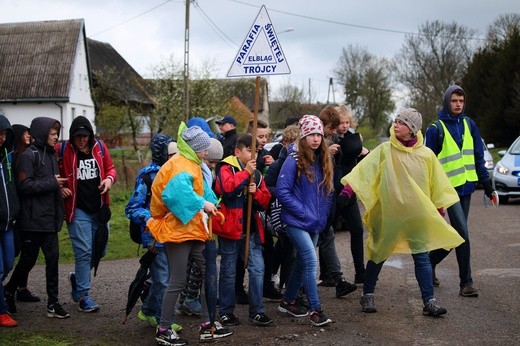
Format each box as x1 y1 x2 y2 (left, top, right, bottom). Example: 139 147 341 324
15 117 64 233
0 114 19 231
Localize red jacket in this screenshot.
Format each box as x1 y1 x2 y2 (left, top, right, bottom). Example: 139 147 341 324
212 156 271 243
56 140 116 223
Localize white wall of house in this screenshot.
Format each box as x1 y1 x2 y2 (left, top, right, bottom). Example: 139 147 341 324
0 31 96 141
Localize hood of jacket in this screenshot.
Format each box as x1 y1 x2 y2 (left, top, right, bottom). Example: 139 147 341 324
69 116 94 147
440 84 466 119
150 134 174 166
30 117 60 149
0 114 14 152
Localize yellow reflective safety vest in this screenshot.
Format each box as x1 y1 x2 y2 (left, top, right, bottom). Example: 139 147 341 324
435 119 478 187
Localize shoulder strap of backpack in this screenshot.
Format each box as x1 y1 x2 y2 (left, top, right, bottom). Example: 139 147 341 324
29 145 41 170
431 120 444 149
141 173 153 206
96 139 105 157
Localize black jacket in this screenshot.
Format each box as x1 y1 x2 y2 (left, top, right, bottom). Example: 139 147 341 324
220 129 238 159
0 115 19 231
15 117 64 233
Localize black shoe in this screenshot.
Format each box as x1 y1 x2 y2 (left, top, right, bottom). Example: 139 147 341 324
318 277 336 287
336 279 357 298
4 290 17 315
459 284 479 297
235 288 249 305
218 313 241 326
263 282 283 300
360 294 377 313
249 313 273 326
199 321 234 340
156 327 188 346
47 302 70 319
278 300 308 317
16 288 41 302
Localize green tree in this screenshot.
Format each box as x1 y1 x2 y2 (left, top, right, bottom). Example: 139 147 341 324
394 20 478 128
463 14 520 146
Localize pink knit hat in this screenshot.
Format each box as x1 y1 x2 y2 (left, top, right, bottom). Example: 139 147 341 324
299 115 324 139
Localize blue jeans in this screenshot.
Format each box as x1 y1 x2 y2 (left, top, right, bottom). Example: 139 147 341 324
142 247 168 321
68 208 99 299
0 228 15 314
364 252 434 303
218 232 265 316
283 227 321 312
429 198 473 287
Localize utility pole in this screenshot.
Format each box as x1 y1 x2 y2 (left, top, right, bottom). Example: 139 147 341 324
183 0 191 121
326 77 336 104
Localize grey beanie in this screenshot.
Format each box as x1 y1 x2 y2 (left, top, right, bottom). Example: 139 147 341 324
206 138 223 161
395 108 422 135
182 126 211 152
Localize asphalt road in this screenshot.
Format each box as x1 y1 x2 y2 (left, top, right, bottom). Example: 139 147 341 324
3 195 520 345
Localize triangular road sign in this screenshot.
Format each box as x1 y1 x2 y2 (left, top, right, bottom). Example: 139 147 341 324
227 5 291 77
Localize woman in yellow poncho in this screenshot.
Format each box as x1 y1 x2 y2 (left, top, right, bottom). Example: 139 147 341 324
340 108 464 317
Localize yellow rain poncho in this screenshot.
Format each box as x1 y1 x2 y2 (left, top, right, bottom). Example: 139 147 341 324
340 128 464 264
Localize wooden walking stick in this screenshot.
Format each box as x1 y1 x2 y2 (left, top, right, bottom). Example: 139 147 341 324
244 76 261 270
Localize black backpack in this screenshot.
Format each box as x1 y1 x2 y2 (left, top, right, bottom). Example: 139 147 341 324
129 173 153 244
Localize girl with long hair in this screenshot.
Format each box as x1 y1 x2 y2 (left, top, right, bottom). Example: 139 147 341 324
276 115 334 327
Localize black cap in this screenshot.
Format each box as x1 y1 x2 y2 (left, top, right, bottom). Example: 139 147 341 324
215 115 237 126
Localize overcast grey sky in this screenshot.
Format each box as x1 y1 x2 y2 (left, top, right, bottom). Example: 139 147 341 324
1 0 519 104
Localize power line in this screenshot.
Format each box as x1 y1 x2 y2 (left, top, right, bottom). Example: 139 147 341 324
227 0 486 41
192 1 238 48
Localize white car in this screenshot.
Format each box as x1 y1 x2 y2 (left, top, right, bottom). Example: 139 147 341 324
492 135 520 203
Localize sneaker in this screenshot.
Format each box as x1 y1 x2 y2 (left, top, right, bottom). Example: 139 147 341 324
278 300 308 317
4 290 17 315
235 288 249 305
182 297 201 316
199 321 234 340
218 313 241 326
360 294 377 313
155 328 188 346
68 272 80 302
309 310 332 327
138 310 158 327
336 279 357 298
0 313 17 327
263 282 283 300
249 313 273 326
459 284 479 297
16 288 41 302
47 302 70 319
79 296 100 313
422 299 447 317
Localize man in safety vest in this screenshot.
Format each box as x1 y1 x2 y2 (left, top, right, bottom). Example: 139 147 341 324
425 85 495 298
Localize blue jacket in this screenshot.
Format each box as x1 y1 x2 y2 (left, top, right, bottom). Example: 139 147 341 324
424 85 490 197
276 146 333 233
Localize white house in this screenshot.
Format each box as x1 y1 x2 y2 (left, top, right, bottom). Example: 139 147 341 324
0 19 95 140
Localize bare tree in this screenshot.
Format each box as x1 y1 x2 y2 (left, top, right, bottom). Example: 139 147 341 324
394 20 479 127
486 13 520 44
334 44 394 133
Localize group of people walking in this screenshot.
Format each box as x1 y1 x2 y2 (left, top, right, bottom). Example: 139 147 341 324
1 84 494 345
0 115 115 327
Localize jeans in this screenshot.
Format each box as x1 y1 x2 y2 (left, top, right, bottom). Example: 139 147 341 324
364 252 434 303
68 208 99 299
429 198 473 287
142 247 168 321
203 239 218 320
5 231 59 305
160 240 209 329
219 232 265 316
283 227 321 312
0 228 15 314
